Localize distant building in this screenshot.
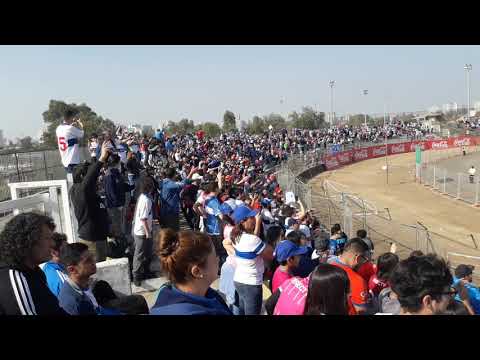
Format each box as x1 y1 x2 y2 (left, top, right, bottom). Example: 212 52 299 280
0 130 4 147
142 125 153 135
127 124 142 134
414 112 443 133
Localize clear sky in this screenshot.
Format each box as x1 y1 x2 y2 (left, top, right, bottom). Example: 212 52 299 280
0 45 479 141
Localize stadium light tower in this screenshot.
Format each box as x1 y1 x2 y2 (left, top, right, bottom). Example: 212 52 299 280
329 80 335 125
362 89 369 127
465 64 473 122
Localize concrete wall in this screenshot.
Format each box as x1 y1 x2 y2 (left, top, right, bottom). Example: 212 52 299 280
92 257 132 296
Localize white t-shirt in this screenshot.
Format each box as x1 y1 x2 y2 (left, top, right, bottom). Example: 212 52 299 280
55 124 84 167
233 233 266 286
299 224 311 239
133 194 153 236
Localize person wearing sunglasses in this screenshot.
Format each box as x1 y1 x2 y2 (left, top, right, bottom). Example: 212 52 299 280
390 254 455 315
327 238 371 315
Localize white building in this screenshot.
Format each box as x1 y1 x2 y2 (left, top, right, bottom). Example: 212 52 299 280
0 130 5 147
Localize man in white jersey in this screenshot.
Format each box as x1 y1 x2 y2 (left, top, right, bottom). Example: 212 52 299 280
55 109 85 174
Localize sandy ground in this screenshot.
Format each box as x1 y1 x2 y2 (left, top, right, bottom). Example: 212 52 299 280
309 148 480 268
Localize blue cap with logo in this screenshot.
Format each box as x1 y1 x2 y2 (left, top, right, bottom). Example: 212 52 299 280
274 240 309 262
232 205 258 225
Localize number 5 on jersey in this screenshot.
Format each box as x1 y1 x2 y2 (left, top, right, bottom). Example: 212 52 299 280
58 137 67 151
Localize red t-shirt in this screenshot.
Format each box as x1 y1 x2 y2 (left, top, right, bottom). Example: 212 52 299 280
356 262 377 283
329 258 369 315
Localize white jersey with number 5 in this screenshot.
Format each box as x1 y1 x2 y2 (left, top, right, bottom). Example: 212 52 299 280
55 124 84 167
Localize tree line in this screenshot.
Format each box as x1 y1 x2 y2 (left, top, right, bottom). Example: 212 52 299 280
7 99 426 153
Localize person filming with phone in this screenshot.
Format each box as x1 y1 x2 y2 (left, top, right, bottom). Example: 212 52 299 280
55 109 85 175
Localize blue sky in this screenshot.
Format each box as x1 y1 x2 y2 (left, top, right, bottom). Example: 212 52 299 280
0 45 479 141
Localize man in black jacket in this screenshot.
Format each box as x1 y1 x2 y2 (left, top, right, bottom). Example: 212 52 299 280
71 141 111 262
0 212 68 315
104 154 135 257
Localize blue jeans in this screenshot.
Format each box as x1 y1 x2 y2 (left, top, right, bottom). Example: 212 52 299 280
234 282 263 315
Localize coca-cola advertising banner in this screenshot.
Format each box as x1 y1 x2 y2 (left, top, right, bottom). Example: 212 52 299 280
323 136 478 170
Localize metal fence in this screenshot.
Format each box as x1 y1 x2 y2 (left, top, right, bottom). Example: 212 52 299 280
275 140 480 270
0 147 89 202
420 146 480 206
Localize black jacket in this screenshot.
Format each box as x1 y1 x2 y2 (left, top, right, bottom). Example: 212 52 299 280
71 161 109 242
104 167 134 208
0 262 68 315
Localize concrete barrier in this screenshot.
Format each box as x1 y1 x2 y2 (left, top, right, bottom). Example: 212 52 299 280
92 257 132 296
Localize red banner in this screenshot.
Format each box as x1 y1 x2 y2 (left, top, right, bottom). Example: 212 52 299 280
323 136 478 170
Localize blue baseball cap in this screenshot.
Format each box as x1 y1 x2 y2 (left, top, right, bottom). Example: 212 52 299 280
220 202 234 215
274 240 309 262
232 205 258 225
261 198 272 207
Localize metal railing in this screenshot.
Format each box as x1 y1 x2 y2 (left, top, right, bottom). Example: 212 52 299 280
0 147 90 202
420 146 480 206
275 139 480 263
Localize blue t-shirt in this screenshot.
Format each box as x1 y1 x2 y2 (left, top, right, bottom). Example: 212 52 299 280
165 140 174 152
155 131 164 142
160 178 185 215
453 277 480 314
204 197 221 235
329 235 348 256
42 261 68 298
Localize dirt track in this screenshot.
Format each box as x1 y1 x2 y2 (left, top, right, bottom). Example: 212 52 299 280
309 148 480 265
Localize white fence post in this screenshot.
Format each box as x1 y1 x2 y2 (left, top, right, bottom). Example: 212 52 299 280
457 173 461 199
443 169 447 194
476 178 480 207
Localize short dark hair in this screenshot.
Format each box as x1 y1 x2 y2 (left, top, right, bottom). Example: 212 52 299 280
331 223 341 235
52 233 68 252
0 212 55 268
286 231 302 245
376 252 399 281
165 167 176 179
390 254 453 313
409 250 424 258
266 226 283 245
205 181 219 194
60 243 89 268
356 229 367 239
139 175 155 194
343 237 369 254
64 109 76 120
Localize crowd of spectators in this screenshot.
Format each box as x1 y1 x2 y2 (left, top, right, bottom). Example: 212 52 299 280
0 109 478 316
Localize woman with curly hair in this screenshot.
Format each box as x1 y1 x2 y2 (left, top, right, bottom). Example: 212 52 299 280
0 212 67 315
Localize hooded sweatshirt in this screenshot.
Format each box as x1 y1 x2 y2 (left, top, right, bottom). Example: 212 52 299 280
150 283 232 315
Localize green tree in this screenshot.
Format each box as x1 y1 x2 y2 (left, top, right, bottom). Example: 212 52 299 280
18 136 33 149
244 116 266 134
199 122 222 138
289 107 326 129
223 110 237 133
348 114 372 127
41 100 115 148
178 118 195 135
263 113 287 130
